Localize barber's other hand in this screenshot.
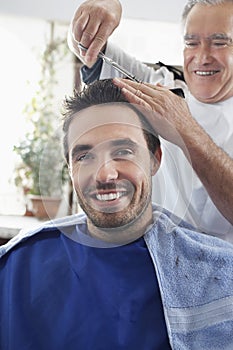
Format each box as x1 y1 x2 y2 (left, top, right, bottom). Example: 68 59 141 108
113 78 196 150
68 0 122 67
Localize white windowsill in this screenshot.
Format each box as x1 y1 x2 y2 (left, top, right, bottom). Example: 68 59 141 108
0 215 42 239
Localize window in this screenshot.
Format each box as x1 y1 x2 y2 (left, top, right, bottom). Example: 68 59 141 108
0 15 73 215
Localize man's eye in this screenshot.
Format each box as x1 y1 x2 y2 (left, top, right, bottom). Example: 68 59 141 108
114 149 134 158
75 153 94 162
185 41 199 48
212 41 228 47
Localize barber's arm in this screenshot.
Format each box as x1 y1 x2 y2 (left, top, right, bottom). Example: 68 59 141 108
68 0 122 67
113 78 233 226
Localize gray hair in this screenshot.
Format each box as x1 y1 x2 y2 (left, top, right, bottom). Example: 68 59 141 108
182 0 233 22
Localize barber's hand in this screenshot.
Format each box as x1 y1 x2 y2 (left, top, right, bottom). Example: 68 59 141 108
113 78 197 150
68 0 122 67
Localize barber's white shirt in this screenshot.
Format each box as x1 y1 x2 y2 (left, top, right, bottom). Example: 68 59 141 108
100 42 233 241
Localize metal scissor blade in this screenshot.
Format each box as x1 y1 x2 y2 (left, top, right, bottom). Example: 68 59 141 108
100 55 141 82
78 43 141 83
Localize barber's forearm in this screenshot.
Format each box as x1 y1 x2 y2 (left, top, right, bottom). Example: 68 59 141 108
182 123 233 225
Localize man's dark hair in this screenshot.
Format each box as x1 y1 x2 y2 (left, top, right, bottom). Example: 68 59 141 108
62 79 160 162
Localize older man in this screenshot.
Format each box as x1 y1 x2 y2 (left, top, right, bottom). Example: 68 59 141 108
68 0 233 241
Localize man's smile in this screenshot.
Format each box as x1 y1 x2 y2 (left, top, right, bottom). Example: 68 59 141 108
194 70 220 76
82 180 135 212
95 191 127 201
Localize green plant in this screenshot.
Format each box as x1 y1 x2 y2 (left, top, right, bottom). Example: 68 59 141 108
13 22 69 197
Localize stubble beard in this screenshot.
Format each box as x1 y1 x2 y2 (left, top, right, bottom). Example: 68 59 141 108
76 182 152 231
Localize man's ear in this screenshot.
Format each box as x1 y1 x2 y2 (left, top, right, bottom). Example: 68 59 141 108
150 146 162 175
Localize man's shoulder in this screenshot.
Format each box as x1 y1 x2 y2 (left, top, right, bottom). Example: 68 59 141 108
0 212 87 259
148 205 233 313
151 204 196 231
150 204 233 250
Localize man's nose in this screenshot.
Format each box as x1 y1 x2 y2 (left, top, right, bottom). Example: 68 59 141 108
195 41 213 64
95 159 118 183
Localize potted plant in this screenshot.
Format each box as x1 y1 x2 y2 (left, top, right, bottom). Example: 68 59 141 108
13 22 69 219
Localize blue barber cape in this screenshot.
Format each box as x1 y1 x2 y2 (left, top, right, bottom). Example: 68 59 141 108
0 225 171 350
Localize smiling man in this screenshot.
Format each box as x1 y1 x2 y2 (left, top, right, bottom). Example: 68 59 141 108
1 80 233 350
68 105 157 241
183 2 233 103
68 0 233 241
63 84 161 243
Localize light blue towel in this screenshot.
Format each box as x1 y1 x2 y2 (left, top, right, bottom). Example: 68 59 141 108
145 207 233 350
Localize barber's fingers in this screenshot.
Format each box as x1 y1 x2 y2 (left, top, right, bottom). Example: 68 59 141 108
71 8 89 43
113 78 174 119
113 79 156 112
73 12 107 51
121 87 153 111
69 0 122 64
113 78 156 104
113 78 167 98
83 22 115 62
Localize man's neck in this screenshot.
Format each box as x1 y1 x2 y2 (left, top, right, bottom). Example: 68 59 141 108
87 206 154 245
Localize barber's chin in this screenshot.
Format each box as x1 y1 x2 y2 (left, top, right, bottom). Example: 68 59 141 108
191 89 218 103
190 83 225 103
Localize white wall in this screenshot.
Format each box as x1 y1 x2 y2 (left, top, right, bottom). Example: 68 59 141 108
110 17 183 65
0 0 187 23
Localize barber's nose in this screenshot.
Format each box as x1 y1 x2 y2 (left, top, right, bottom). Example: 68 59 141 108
96 160 118 183
195 42 213 64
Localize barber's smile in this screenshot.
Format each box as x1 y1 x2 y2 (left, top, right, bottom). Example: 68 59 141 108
193 69 220 77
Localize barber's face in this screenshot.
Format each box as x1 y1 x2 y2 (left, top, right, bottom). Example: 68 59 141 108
183 3 233 103
67 104 160 231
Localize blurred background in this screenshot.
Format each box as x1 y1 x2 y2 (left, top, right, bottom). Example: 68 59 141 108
0 0 187 24
0 0 187 221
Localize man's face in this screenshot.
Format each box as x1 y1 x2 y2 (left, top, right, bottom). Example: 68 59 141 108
183 3 233 103
67 104 160 233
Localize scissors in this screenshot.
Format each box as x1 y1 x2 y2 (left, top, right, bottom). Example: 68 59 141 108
78 43 141 83
78 43 185 98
